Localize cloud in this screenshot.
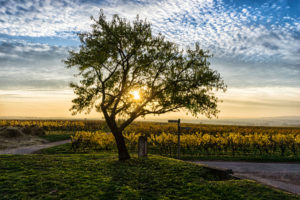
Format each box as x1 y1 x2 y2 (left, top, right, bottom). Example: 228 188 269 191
0 41 75 90
0 0 300 90
0 0 100 38
1 0 300 66
216 86 300 118
100 0 300 65
210 56 300 88
262 42 279 50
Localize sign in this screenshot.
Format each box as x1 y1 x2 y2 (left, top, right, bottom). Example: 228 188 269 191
168 120 179 123
168 119 181 159
181 127 191 130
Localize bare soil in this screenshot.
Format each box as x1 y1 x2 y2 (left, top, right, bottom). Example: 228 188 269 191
0 126 48 150
0 139 70 154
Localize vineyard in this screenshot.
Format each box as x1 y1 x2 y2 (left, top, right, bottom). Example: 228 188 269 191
0 119 107 132
1 119 300 160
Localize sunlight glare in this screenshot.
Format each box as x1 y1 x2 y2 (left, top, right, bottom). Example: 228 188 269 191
132 90 140 100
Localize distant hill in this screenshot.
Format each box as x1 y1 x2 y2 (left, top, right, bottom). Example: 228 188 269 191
0 116 299 127
195 116 300 127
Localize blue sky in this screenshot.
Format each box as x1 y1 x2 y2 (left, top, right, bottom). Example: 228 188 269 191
0 0 300 118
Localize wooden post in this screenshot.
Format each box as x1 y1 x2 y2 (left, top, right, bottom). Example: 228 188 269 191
177 119 181 159
168 119 181 159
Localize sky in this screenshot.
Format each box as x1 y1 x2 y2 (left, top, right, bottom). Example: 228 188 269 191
0 0 300 120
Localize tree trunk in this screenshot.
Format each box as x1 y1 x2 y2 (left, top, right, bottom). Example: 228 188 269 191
113 130 131 161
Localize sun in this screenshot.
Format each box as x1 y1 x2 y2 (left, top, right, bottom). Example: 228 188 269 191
132 90 140 100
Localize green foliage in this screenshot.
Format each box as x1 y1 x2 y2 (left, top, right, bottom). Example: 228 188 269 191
65 11 226 133
0 153 297 200
65 11 226 160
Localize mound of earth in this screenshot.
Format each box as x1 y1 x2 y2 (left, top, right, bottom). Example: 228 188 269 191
0 126 47 150
0 126 45 138
0 127 25 138
21 126 45 136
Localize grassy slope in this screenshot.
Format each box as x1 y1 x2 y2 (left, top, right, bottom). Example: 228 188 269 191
1 145 299 200
39 131 73 142
39 134 71 142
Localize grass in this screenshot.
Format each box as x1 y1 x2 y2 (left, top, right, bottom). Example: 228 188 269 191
161 150 300 162
178 154 300 162
1 144 299 199
39 134 71 142
35 143 74 154
39 131 74 142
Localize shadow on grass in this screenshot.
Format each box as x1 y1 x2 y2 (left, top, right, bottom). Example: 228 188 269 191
95 155 231 199
1 152 299 199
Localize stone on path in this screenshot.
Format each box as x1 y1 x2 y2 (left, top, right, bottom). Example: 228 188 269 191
138 136 147 158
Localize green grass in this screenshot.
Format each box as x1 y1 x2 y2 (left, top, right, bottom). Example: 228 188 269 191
1 146 299 199
39 134 71 142
35 143 75 154
39 131 74 142
36 143 110 154
178 154 300 162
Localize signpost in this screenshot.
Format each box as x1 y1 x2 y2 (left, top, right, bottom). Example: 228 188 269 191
168 119 180 159
181 127 192 130
168 119 192 159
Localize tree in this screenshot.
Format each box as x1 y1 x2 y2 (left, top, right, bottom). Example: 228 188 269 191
65 11 226 161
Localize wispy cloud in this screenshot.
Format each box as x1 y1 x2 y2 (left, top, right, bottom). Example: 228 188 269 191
0 0 99 37
0 40 73 90
217 86 300 118
107 0 300 65
1 0 300 118
1 0 300 89
1 0 299 66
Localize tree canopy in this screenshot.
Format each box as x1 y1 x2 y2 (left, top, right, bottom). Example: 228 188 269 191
65 11 226 160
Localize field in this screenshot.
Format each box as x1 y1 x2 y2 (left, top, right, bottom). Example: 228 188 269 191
1 150 299 199
1 119 300 199
1 119 300 161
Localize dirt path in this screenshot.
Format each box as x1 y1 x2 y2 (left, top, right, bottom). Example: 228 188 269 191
0 139 70 154
192 161 300 195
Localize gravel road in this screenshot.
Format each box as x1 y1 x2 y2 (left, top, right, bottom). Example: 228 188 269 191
0 139 70 154
193 161 300 195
